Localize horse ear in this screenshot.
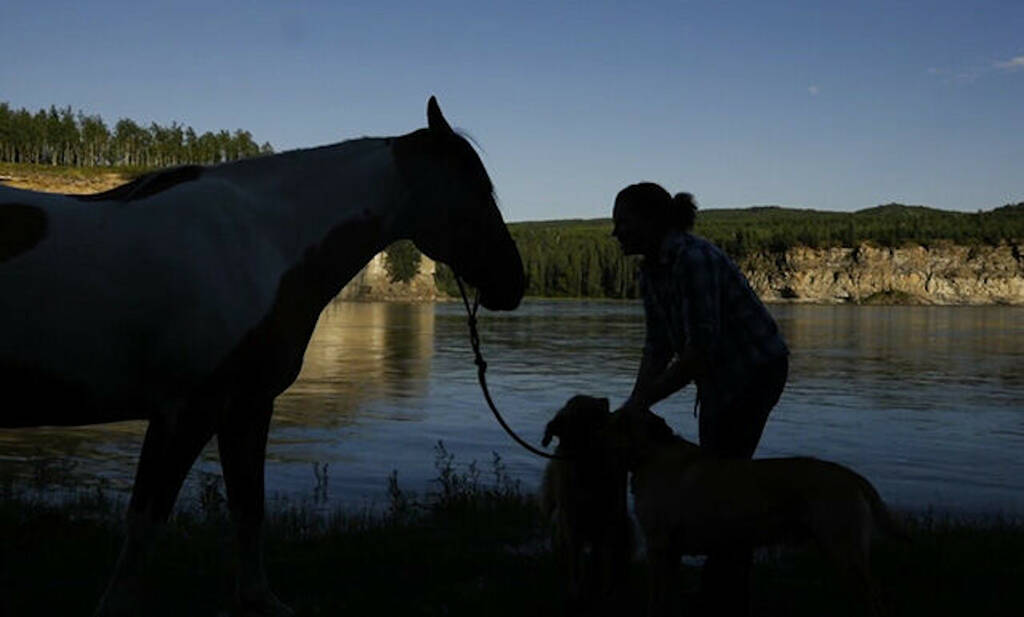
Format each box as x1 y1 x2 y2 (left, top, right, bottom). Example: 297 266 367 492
426 96 453 134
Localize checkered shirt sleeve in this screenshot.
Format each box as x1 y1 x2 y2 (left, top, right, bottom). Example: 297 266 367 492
641 233 789 409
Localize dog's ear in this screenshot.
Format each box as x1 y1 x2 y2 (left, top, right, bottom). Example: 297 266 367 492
542 415 563 447
598 397 610 413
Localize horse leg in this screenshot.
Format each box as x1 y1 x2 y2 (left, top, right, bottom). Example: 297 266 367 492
96 405 215 617
217 398 293 617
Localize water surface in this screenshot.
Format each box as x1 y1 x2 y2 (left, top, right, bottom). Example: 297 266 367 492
2 300 1021 515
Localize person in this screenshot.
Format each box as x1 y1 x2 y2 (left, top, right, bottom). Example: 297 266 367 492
612 182 789 617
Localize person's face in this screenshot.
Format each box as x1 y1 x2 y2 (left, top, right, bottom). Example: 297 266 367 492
612 203 659 257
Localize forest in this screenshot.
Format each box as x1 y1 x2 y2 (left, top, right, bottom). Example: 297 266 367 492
0 101 273 168
435 203 1024 299
2 101 1021 301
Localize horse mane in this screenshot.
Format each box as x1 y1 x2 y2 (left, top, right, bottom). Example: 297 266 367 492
392 128 495 197
73 165 204 203
453 130 495 195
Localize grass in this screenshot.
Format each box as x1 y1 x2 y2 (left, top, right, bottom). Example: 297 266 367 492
0 161 131 195
0 161 145 180
1 444 1022 616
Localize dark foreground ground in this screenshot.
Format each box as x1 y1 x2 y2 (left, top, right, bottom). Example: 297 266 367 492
1 446 1022 616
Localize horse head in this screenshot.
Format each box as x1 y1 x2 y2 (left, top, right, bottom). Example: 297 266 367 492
393 97 524 311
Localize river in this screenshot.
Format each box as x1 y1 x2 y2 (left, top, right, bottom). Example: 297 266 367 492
1 300 1021 516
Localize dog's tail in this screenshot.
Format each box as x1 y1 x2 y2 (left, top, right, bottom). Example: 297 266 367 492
859 475 912 543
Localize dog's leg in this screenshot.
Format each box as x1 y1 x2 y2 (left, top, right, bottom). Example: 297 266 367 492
817 507 884 617
646 547 679 617
566 532 586 615
590 534 622 617
604 515 632 615
824 542 883 617
849 542 884 617
702 545 754 617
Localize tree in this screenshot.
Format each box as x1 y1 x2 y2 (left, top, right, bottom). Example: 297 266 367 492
79 113 109 166
0 100 275 168
384 240 422 283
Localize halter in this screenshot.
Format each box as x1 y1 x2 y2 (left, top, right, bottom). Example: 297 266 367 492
454 276 566 461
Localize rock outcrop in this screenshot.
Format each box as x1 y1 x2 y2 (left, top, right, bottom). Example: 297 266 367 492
742 242 1024 305
338 252 440 302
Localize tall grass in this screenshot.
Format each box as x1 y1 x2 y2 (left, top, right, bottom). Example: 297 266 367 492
1 445 1022 616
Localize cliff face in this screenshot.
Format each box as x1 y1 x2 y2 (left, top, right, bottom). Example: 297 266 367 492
341 242 1024 305
742 243 1024 305
338 252 441 302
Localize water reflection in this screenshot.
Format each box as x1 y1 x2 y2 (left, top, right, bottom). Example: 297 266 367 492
774 305 1024 412
763 304 1024 514
1 300 1022 515
0 300 436 489
274 301 435 425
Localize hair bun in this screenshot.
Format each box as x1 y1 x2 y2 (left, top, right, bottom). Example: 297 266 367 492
672 192 694 206
671 192 698 231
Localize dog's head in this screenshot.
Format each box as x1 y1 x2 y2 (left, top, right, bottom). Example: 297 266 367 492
542 395 612 452
607 406 685 464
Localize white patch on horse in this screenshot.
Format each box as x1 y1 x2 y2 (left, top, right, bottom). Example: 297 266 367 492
0 138 401 423
0 97 525 616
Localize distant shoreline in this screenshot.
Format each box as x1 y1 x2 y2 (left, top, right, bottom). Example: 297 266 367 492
6 163 1022 306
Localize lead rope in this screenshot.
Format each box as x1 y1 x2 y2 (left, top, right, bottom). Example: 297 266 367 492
455 277 565 461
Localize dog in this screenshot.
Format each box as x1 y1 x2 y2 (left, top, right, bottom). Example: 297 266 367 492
607 405 906 617
540 395 632 615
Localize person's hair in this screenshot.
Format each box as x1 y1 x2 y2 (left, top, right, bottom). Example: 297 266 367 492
614 182 697 231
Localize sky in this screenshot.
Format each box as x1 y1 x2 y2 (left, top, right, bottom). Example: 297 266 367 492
1 1 1022 222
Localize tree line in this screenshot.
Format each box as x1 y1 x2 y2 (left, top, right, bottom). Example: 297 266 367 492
0 101 273 168
433 203 1024 299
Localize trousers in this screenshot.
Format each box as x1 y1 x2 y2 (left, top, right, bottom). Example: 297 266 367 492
697 354 789 617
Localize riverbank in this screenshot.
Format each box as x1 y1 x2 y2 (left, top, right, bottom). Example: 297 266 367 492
0 161 130 194
2 446 1021 617
742 242 1024 305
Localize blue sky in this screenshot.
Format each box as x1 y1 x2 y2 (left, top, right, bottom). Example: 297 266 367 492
2 1 1022 221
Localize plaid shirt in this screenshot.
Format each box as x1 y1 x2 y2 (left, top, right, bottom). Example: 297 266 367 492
640 231 788 411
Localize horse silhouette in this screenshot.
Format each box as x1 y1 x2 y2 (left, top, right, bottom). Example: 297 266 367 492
0 97 524 616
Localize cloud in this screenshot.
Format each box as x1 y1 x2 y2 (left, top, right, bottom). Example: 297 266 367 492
995 56 1024 71
808 85 820 96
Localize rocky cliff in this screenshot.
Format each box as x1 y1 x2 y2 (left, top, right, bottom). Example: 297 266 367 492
338 252 441 302
342 242 1024 305
742 242 1024 305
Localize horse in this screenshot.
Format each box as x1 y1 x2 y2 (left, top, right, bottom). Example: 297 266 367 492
0 97 525 616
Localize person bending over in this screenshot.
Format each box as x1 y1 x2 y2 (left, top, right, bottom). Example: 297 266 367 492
613 183 789 617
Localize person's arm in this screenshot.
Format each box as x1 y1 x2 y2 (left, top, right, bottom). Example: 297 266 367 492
625 274 683 409
628 355 692 409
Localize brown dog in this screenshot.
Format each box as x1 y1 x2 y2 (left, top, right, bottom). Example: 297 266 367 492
608 405 905 617
540 395 632 615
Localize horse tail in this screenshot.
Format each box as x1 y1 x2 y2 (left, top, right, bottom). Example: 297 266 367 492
859 474 912 543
